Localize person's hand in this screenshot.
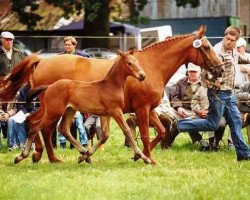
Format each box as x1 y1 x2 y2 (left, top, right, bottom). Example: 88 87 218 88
0 113 5 122
177 107 187 118
198 109 208 118
2 113 10 122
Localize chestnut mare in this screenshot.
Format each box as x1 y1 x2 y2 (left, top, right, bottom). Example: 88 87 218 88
14 50 152 164
0 25 222 164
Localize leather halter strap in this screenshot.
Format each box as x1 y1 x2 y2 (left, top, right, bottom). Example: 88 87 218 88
193 34 222 77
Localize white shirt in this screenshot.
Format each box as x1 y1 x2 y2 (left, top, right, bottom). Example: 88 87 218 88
2 47 13 60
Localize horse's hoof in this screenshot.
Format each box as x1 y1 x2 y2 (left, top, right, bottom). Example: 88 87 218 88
32 153 41 163
14 157 21 164
50 158 63 163
85 157 92 164
78 156 84 164
132 154 141 161
143 158 153 165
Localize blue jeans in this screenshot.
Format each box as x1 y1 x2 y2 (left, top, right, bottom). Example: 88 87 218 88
178 89 250 158
58 133 66 144
7 118 27 147
76 113 88 145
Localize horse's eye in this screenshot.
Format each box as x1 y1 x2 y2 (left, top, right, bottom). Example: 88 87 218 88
128 62 132 65
204 45 210 50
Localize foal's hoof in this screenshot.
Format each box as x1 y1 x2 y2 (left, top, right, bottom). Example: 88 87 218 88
78 154 91 164
85 157 92 164
14 157 21 164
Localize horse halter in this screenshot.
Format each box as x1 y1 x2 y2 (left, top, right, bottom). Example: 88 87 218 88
193 35 223 78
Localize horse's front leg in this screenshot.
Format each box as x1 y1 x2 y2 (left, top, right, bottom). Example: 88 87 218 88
58 108 89 163
78 116 110 163
113 110 151 164
135 107 156 164
148 110 166 150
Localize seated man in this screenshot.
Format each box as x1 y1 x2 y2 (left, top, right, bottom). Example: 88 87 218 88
125 64 209 150
84 114 102 146
162 63 209 151
236 81 250 144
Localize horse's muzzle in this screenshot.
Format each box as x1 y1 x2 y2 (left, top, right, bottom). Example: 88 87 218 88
138 73 145 81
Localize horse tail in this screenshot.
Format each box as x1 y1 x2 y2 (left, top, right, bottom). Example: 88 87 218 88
26 85 48 107
0 54 41 101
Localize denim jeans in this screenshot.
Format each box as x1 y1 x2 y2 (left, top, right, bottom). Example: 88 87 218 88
75 113 88 145
58 133 66 144
7 118 27 147
178 89 250 158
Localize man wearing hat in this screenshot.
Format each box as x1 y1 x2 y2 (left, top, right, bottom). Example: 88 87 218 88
0 31 25 77
0 31 25 141
161 63 211 151
235 37 250 88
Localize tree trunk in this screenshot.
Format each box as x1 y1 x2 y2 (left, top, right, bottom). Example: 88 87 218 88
82 1 110 48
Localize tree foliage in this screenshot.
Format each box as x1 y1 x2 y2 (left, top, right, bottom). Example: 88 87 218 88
11 0 149 30
11 0 149 47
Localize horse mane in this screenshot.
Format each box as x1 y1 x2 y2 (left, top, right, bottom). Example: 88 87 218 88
103 55 123 80
136 33 193 53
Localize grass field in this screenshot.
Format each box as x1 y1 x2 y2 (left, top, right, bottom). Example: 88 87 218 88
1 119 250 200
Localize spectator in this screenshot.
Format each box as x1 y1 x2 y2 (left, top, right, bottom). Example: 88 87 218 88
236 81 250 144
166 63 210 151
126 64 209 151
7 84 39 151
125 90 173 148
84 115 102 147
235 37 250 88
175 26 250 161
0 31 25 142
58 36 90 149
62 36 90 57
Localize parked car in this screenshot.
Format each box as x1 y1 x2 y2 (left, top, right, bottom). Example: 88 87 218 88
82 48 117 59
38 49 61 58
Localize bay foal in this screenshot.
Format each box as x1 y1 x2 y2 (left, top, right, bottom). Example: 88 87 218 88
14 50 152 164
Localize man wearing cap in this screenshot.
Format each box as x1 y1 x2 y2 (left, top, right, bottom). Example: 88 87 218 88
174 26 250 161
235 37 250 89
161 63 211 151
0 31 25 140
0 31 25 76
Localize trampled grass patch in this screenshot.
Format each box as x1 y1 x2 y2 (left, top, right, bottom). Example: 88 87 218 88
0 119 250 200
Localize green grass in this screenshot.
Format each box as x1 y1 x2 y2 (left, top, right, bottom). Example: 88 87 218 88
1 119 250 200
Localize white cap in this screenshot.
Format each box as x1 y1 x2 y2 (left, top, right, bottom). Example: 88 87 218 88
1 31 14 39
236 37 246 48
187 63 201 72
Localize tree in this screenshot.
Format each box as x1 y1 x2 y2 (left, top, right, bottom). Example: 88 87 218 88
11 0 149 48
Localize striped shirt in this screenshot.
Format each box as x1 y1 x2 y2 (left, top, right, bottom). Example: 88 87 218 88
203 41 250 90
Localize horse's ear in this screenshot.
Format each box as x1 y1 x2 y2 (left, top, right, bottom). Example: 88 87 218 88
197 25 207 38
117 50 126 58
128 49 135 55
